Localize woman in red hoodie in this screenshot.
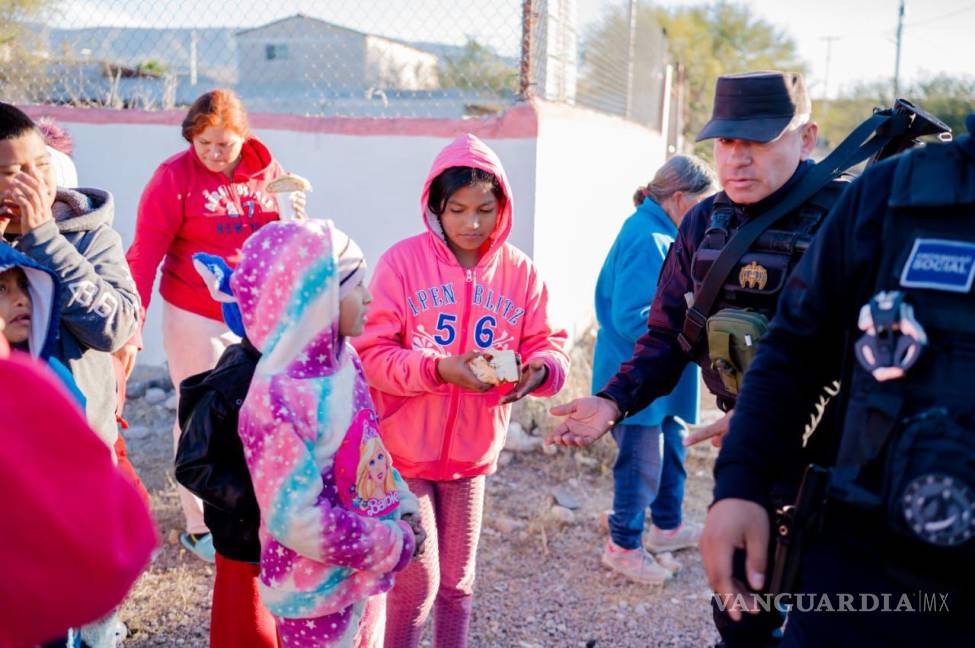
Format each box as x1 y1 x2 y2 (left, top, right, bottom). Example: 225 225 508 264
122 89 296 647
353 134 569 647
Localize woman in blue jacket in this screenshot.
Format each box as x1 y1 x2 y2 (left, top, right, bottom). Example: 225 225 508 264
593 154 717 584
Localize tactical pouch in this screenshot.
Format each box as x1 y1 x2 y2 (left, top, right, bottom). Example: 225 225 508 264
884 408 975 551
706 308 769 395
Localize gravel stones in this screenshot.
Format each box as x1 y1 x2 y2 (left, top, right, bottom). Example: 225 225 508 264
144 388 167 405
505 422 542 452
548 505 576 525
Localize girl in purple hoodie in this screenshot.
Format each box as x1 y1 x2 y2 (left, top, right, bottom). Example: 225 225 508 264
233 220 422 647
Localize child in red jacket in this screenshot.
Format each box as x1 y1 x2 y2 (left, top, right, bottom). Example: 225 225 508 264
0 323 155 648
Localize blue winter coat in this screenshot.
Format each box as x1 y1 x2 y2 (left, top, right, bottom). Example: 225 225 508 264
0 241 85 406
592 197 700 427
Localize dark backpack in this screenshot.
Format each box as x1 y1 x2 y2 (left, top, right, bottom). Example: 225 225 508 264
175 337 262 562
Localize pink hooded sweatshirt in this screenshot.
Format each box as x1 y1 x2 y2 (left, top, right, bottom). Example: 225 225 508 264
353 134 570 481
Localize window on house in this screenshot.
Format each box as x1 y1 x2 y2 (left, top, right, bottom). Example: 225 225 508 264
265 44 289 61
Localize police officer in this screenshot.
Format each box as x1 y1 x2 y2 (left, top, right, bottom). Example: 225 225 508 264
549 70 836 646
699 114 975 646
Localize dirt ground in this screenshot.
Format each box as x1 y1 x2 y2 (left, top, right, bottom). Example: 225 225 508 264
118 344 723 648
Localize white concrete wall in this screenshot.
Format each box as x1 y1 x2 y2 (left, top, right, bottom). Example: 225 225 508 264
59 117 536 366
531 100 668 340
36 100 666 366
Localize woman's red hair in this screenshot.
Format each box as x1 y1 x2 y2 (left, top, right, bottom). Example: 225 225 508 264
181 89 250 142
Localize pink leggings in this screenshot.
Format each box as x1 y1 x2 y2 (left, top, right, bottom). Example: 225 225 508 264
384 476 486 648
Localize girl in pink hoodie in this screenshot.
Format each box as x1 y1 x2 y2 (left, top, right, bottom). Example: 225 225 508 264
353 134 569 646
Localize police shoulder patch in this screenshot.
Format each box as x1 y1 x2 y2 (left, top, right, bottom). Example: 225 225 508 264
900 238 975 293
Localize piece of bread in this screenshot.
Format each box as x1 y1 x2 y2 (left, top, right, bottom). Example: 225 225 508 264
468 350 520 385
266 173 312 193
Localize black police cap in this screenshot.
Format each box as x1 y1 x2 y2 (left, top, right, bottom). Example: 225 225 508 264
696 71 811 144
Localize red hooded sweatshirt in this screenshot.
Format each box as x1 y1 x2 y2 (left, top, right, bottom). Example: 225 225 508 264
353 134 570 481
0 337 156 648
125 138 285 325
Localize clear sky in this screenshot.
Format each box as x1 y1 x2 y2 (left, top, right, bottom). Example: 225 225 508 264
51 0 975 98
579 0 975 98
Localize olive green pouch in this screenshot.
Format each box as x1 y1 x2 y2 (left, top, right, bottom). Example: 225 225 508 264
706 308 770 395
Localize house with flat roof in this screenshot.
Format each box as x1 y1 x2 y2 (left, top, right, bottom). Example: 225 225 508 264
236 14 438 92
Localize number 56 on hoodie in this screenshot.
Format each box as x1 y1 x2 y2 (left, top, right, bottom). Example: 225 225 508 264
353 134 570 482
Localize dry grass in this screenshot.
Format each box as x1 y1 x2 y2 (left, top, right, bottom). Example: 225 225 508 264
118 334 722 646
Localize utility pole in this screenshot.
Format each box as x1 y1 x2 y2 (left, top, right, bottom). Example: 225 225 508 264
190 30 198 86
819 35 839 121
820 35 838 101
520 0 535 100
624 0 637 119
893 0 905 98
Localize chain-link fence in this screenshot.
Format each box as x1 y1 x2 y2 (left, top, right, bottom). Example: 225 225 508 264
0 0 670 128
573 0 670 129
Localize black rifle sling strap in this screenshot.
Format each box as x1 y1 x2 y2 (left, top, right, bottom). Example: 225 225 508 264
677 110 912 354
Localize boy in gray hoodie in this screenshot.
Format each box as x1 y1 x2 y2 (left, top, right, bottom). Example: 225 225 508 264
0 102 139 450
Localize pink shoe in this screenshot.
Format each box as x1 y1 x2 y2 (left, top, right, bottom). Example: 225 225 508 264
600 539 672 585
646 522 702 552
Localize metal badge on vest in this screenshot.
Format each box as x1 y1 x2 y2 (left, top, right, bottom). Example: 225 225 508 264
688 184 839 403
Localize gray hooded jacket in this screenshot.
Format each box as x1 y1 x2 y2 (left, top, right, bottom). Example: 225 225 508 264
11 188 140 446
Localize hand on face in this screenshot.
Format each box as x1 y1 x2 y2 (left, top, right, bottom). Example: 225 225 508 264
2 173 54 234
0 133 57 235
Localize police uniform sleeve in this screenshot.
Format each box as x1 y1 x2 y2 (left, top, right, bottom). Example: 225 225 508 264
596 212 697 418
713 162 894 505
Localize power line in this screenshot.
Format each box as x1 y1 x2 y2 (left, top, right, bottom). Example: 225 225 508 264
904 2 975 28
817 1 975 42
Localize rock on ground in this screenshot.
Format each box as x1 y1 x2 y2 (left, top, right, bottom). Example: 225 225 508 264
116 366 723 647
143 388 166 405
505 421 542 453
123 425 152 441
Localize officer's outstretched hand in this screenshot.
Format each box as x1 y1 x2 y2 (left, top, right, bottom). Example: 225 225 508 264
700 498 769 622
545 396 620 447
684 409 733 447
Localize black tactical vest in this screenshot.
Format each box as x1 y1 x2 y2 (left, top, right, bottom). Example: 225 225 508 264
829 137 975 581
689 179 847 406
